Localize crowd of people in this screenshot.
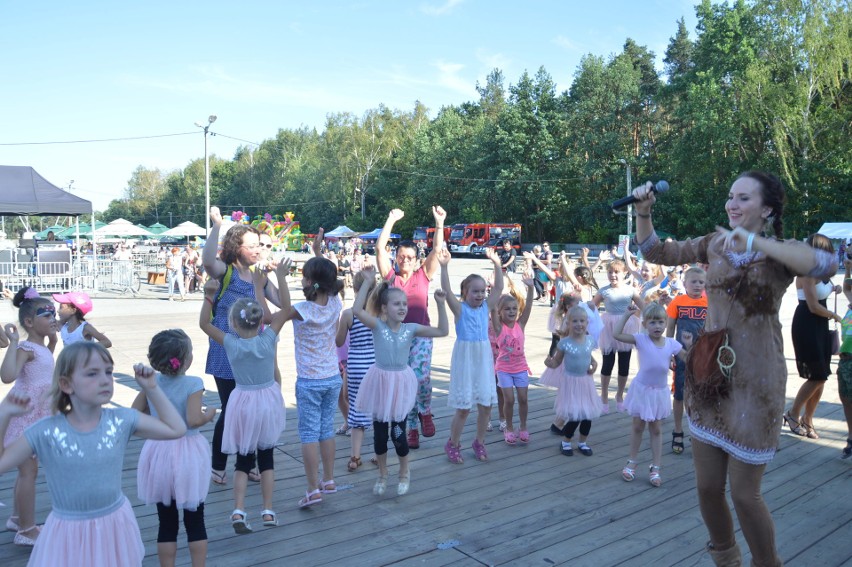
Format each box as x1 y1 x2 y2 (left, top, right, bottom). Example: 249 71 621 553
0 171 848 567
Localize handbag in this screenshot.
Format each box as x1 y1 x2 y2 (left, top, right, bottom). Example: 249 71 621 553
831 292 840 355
684 272 743 403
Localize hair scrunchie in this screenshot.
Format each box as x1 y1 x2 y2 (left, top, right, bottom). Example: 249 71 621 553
169 357 181 371
240 309 247 320
23 288 40 300
313 282 319 290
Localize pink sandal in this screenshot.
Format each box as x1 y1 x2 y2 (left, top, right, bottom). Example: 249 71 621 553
503 430 517 445
518 430 530 443
472 439 488 461
444 438 464 464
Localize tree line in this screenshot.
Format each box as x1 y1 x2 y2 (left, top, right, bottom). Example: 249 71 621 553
105 0 851 245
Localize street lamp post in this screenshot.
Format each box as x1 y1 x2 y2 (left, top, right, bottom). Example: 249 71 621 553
619 159 633 248
195 115 217 235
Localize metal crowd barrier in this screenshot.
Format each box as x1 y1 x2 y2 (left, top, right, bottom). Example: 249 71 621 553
0 257 150 295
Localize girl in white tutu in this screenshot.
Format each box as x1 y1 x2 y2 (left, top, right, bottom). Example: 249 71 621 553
588 259 644 414
200 263 288 533
614 303 691 487
0 342 186 567
133 329 217 566
353 269 448 496
542 306 600 456
441 247 504 463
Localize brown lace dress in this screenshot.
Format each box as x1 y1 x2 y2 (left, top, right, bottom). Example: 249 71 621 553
639 231 836 464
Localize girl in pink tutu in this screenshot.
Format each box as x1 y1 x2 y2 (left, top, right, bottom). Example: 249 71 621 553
588 259 644 414
441 247 504 463
133 329 217 566
541 306 601 456
492 278 535 445
614 303 691 487
1 286 58 547
0 342 186 567
353 269 448 496
199 263 288 533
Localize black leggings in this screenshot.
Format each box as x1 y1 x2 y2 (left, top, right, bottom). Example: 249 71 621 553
156 502 207 543
235 447 274 474
601 350 632 376
211 377 235 471
373 420 409 457
562 420 591 438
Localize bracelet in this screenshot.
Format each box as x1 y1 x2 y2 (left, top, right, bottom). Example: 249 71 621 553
636 212 651 219
746 233 756 254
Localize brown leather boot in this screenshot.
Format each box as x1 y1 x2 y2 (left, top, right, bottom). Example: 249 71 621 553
707 542 742 567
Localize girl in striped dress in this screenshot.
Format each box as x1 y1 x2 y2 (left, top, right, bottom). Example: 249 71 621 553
335 270 378 472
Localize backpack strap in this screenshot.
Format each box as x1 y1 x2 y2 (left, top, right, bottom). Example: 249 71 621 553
210 264 234 321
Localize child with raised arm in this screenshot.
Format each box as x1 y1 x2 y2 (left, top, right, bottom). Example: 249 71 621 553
614 303 691 487
665 266 707 455
541 306 601 456
353 269 448 495
492 277 535 444
1 287 58 546
0 342 186 566
441 247 503 463
52 291 112 347
270 249 345 508
199 263 288 532
133 329 217 567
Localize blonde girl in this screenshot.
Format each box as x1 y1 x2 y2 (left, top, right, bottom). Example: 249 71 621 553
440 247 503 463
492 279 535 444
1 287 58 546
200 263 289 531
614 303 690 487
0 342 186 566
353 271 448 495
589 259 644 413
133 329 217 566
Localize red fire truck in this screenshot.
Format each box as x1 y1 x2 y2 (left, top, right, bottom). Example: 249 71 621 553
412 226 452 253
449 223 522 255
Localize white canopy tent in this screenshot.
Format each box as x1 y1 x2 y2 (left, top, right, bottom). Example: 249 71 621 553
817 222 852 240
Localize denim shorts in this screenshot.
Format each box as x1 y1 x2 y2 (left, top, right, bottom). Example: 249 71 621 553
295 375 343 443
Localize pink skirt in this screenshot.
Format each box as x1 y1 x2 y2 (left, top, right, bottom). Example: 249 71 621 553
551 371 602 422
624 381 671 422
222 383 286 455
28 497 144 567
538 366 562 388
137 433 211 510
355 366 417 422
598 312 641 354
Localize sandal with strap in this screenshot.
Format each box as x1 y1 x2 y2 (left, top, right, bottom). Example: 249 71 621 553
672 431 685 454
261 509 278 527
444 438 464 464
503 430 517 445
298 489 323 508
397 471 410 496
622 460 637 482
472 438 488 461
231 510 252 534
211 469 227 486
347 456 362 472
801 421 819 439
14 525 40 547
649 465 662 487
247 468 262 482
843 439 852 459
320 479 337 494
6 515 19 532
373 475 388 496
518 430 530 443
783 411 806 436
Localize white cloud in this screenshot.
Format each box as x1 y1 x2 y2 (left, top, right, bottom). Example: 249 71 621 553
432 60 477 97
553 35 582 52
420 0 464 16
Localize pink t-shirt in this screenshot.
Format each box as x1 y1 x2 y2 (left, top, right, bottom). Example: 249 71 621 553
388 267 431 325
494 321 530 374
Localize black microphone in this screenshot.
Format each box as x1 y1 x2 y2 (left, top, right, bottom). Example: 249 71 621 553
612 180 670 211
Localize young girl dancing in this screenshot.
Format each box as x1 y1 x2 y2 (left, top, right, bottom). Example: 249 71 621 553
441 247 503 463
274 255 344 508
52 292 112 347
541 305 600 456
354 270 448 495
200 263 288 531
134 329 218 566
335 270 378 472
492 277 535 444
614 303 691 487
589 259 644 414
0 342 186 566
1 287 58 546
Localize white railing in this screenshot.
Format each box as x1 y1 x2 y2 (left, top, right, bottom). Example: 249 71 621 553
0 258 145 295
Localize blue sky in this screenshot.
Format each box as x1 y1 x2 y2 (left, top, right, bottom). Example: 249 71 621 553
1 1 699 212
